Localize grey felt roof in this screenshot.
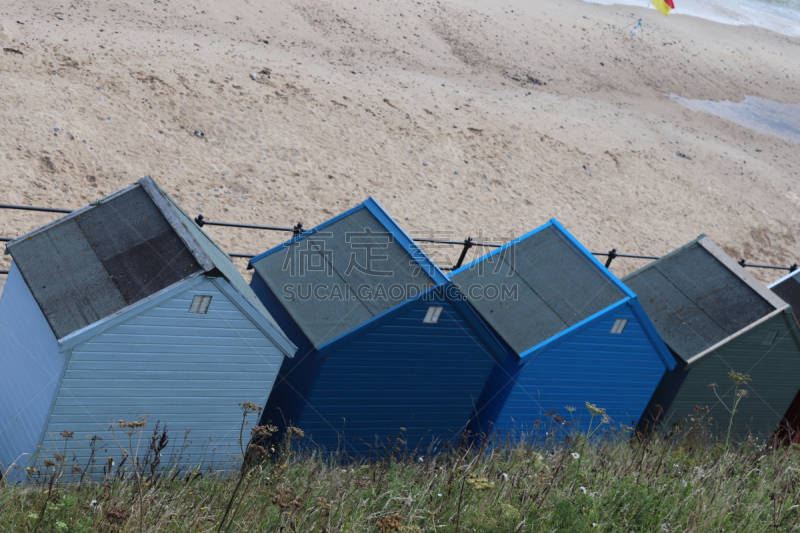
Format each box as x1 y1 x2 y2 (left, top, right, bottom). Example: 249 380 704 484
251 206 436 349
451 224 626 356
5 176 280 341
770 270 800 317
623 236 786 363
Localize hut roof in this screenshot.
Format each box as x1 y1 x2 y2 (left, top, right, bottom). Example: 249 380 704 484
450 219 629 358
248 198 447 350
623 236 787 364
770 269 800 316
5 176 284 343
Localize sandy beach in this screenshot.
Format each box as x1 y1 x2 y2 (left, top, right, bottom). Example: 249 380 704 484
0 0 798 282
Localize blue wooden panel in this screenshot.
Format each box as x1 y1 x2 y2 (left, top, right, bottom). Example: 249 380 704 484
37 278 285 477
474 303 668 439
278 291 497 455
0 264 65 480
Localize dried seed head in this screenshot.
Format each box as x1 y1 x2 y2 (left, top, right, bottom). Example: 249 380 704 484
728 371 752 386
250 425 273 439
286 426 305 438
239 402 263 413
44 460 56 467
60 430 74 439
585 402 607 416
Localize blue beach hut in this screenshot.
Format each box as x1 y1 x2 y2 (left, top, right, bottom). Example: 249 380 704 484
450 219 676 439
248 198 506 455
625 236 800 441
0 176 296 481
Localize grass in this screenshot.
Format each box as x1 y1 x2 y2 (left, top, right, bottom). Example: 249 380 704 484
2 403 800 533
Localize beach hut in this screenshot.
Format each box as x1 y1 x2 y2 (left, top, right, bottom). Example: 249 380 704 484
248 198 506 455
0 176 296 481
625 236 800 441
769 269 800 442
451 219 676 440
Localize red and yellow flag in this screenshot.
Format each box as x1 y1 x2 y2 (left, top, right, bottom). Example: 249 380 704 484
653 0 675 16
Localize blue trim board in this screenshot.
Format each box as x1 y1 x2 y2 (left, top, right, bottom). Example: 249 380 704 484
517 297 631 364
450 220 555 277
627 298 678 370
248 202 368 267
247 197 449 288
57 273 207 352
548 218 634 298
210 278 297 357
446 287 510 363
250 272 317 358
361 198 449 286
314 285 443 357
314 283 506 362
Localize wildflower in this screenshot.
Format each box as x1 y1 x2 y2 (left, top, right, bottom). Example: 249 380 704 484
580 486 587 494
728 371 752 386
586 402 606 416
465 473 495 491
737 389 750 397
341 469 347 474
117 419 146 429
565 405 576 412
500 473 509 481
437 493 442 497
571 452 580 460
90 500 98 508
708 382 718 388
418 456 424 463
251 425 275 439
286 426 305 438
239 401 263 412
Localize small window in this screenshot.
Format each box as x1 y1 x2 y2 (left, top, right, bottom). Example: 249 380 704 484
423 306 444 324
763 330 779 345
610 318 628 334
189 295 212 314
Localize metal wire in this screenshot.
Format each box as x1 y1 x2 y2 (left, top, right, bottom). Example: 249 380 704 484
0 203 72 214
0 203 797 273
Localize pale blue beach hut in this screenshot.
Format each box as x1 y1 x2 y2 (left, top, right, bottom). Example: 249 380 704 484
0 177 296 481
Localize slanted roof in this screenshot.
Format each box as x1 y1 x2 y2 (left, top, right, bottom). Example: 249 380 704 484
5 176 290 351
248 198 446 350
450 219 629 358
623 236 787 363
770 269 800 316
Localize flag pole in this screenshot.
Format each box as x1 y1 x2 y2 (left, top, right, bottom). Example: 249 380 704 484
632 0 654 37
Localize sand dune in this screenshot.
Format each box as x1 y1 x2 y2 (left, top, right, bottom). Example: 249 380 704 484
0 0 798 283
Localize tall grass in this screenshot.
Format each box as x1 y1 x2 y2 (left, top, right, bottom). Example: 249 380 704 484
2 404 800 532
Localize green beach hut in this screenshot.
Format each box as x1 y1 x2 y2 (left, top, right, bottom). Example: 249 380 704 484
625 236 800 442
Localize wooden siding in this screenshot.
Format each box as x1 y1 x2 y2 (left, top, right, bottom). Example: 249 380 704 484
0 264 65 479
38 278 285 477
261 288 497 456
472 303 668 439
662 313 800 440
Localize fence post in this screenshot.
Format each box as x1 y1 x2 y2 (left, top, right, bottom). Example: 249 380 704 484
453 237 475 270
604 248 618 269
